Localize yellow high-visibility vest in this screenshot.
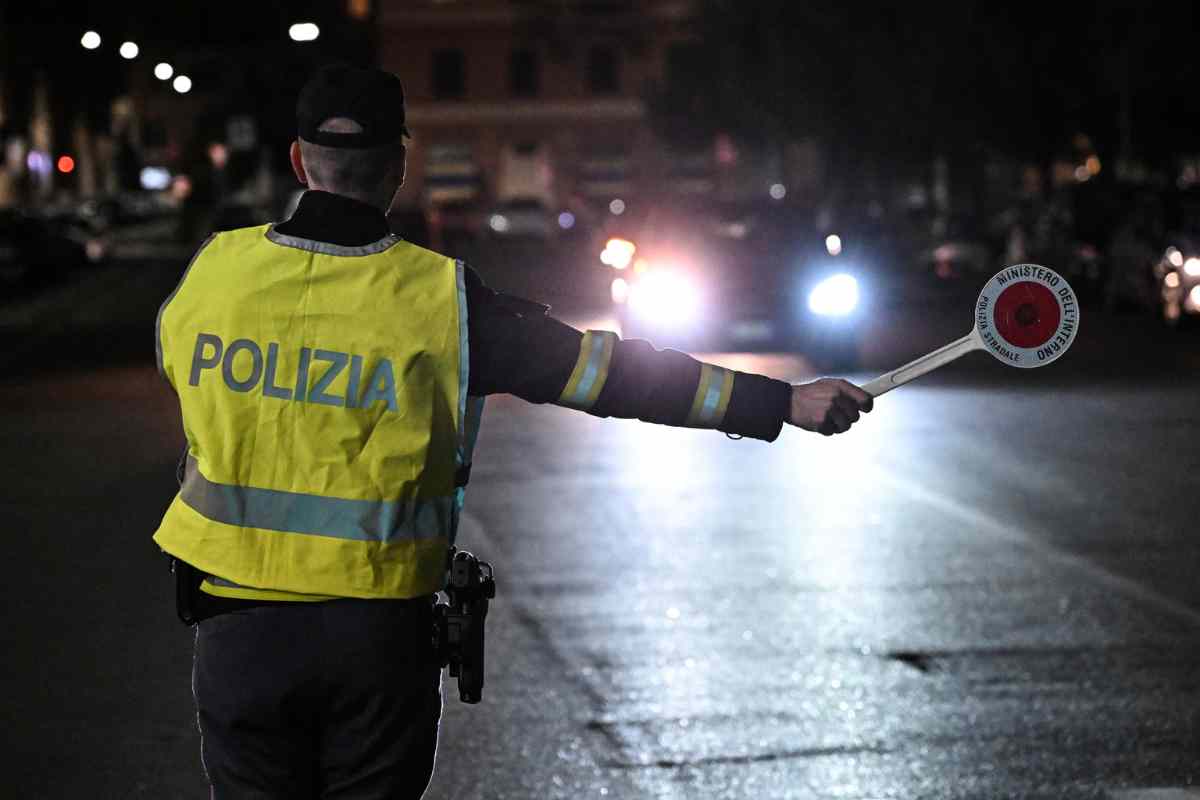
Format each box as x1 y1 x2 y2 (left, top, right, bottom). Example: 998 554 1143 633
153 223 482 601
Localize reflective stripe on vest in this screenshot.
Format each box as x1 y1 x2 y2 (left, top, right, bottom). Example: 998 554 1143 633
685 363 734 428
153 224 471 600
557 329 617 411
180 454 454 543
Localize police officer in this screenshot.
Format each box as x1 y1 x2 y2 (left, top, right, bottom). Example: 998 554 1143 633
153 64 872 799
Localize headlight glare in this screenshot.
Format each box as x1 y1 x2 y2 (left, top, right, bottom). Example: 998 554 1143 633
629 270 701 325
807 273 859 316
611 277 629 304
601 238 636 269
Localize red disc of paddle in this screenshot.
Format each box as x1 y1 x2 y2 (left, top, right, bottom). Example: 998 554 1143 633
974 265 1079 368
992 281 1061 348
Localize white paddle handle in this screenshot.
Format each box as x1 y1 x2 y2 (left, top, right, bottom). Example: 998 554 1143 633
862 332 981 397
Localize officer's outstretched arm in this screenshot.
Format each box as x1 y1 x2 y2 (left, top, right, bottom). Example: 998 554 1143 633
464 266 797 442
552 329 794 442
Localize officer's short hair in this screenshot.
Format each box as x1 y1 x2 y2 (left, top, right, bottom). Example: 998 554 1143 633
298 118 404 196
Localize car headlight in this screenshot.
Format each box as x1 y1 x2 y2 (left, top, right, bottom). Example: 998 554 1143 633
601 238 636 269
629 270 701 325
1184 256 1200 277
610 277 629 304
807 273 859 316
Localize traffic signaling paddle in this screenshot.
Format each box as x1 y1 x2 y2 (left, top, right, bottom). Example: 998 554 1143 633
862 264 1080 397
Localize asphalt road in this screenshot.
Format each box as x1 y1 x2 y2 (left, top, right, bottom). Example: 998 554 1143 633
2 250 1199 799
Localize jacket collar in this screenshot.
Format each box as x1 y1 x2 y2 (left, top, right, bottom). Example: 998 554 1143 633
273 190 391 247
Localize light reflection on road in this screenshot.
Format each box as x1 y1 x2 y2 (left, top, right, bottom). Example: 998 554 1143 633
569 356 929 776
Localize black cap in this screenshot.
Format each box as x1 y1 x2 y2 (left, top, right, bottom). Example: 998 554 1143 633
297 64 410 149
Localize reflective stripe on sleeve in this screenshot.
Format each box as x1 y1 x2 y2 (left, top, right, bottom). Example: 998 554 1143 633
179 454 453 543
685 363 735 428
557 330 617 411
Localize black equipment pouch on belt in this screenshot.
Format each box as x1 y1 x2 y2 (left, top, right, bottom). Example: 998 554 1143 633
168 446 207 626
432 548 496 703
171 555 204 626
168 554 291 625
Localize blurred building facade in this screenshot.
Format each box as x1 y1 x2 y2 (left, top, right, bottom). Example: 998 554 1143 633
0 0 377 218
381 0 719 216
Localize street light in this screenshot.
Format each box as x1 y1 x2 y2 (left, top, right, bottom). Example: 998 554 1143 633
119 41 139 59
289 22 320 42
173 75 192 94
154 62 174 81
81 31 101 50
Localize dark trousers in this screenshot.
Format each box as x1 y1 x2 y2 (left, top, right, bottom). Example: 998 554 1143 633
192 598 442 800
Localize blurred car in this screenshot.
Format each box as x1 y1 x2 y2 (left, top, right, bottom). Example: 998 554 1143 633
75 192 174 229
485 198 554 239
923 239 994 280
1155 240 1200 327
0 209 108 288
915 214 993 281
1151 189 1200 326
603 200 879 367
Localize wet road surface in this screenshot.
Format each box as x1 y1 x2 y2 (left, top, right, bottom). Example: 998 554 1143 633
2 253 1199 799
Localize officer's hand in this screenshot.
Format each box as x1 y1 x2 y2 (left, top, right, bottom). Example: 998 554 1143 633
787 378 873 436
